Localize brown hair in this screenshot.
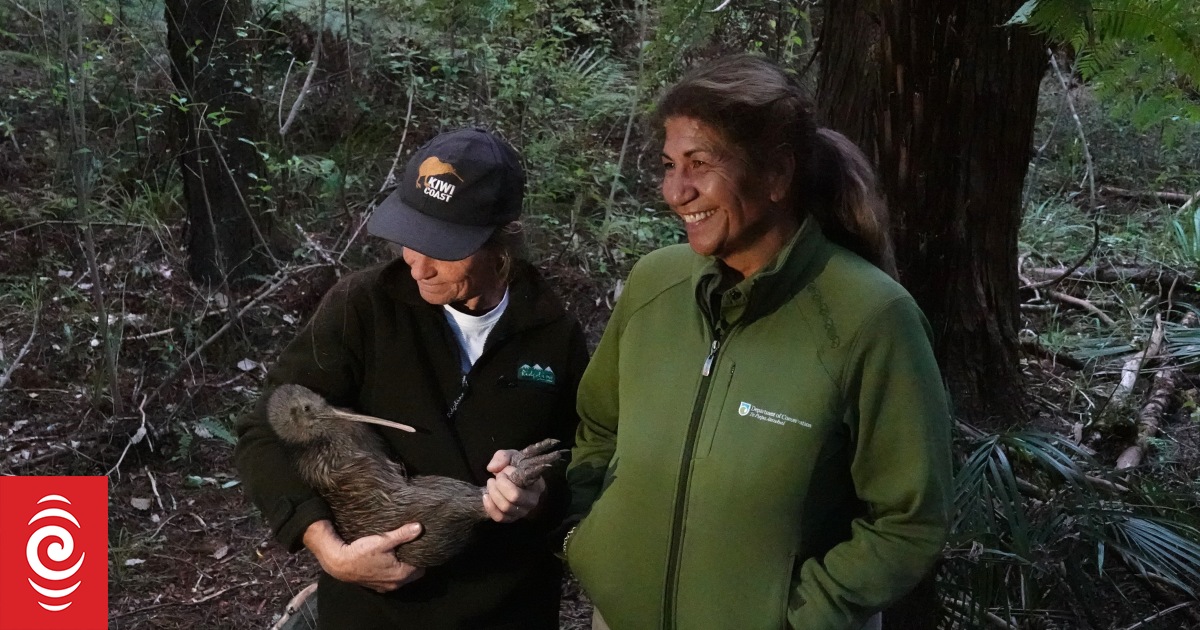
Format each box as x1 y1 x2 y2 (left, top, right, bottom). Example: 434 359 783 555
655 54 896 277
480 221 527 283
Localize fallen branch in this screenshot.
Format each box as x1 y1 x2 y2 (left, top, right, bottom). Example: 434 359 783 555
110 581 258 620
1100 186 1194 205
1112 314 1165 404
0 312 38 392
1119 602 1194 630
1178 188 1200 213
106 395 151 478
128 306 232 341
269 582 319 630
1047 290 1117 326
1116 368 1176 470
1116 311 1198 470
1025 265 1194 288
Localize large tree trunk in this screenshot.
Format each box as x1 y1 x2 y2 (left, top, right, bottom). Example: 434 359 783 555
818 0 1045 426
166 0 272 285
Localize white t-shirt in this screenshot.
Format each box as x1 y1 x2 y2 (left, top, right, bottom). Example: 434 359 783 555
443 288 509 372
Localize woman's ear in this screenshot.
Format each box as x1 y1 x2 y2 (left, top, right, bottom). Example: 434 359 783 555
767 152 795 203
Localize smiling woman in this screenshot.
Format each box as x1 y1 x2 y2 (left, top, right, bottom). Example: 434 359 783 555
564 55 952 630
660 115 799 279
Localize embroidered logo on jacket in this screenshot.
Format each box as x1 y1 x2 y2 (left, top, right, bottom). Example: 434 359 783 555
517 364 556 385
737 401 811 428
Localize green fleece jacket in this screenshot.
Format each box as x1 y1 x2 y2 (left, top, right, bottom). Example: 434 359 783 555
235 258 588 630
565 220 952 630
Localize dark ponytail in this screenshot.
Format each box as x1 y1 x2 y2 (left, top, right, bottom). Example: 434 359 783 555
809 129 896 277
655 55 896 278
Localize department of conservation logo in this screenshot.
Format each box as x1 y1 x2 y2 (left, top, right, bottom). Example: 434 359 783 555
736 401 811 429
517 364 556 385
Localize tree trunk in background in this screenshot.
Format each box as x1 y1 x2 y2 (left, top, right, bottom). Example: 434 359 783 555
166 0 272 285
818 0 1045 426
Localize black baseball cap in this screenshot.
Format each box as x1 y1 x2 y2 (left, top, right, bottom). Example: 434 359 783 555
368 128 524 261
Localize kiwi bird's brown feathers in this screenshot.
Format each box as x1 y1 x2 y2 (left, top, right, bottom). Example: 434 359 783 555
266 385 564 567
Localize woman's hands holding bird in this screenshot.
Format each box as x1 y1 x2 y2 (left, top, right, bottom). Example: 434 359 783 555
303 519 425 593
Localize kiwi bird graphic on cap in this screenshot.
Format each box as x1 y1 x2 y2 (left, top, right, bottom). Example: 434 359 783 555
415 157 463 188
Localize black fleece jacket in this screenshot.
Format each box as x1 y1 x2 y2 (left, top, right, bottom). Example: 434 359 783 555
235 257 588 630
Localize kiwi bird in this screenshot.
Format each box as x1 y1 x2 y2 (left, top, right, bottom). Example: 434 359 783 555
266 384 565 567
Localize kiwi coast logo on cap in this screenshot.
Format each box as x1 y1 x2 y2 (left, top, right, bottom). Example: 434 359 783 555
416 156 463 203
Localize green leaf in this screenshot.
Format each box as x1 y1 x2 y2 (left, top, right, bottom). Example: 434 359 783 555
1007 0 1042 25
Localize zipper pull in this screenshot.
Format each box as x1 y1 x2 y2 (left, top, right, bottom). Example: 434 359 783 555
701 338 720 376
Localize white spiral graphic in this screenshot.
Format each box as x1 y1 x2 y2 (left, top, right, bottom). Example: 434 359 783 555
26 494 86 612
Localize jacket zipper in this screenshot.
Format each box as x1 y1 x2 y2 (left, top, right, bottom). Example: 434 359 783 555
443 373 485 483
663 333 722 629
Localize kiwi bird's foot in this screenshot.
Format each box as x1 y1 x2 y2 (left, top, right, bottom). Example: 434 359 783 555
506 439 566 488
517 438 560 458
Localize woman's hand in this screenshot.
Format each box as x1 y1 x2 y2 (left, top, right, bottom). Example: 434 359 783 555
303 520 425 593
482 449 546 523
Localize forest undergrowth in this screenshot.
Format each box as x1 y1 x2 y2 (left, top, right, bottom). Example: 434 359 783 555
1 1 1199 628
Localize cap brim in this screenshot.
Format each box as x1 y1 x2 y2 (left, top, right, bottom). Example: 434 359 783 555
367 189 495 261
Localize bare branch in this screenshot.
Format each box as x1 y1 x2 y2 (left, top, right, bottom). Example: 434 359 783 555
1118 603 1195 630
1117 311 1198 470
106 395 150 478
111 581 259 620
380 82 417 192
1046 290 1117 327
1178 188 1200 212
279 0 326 137
295 222 341 270
338 81 416 264
1100 186 1196 205
1031 51 1100 293
1113 314 1166 404
0 313 38 392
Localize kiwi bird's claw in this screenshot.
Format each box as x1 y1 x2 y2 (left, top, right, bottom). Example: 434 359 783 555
514 438 561 462
506 448 567 488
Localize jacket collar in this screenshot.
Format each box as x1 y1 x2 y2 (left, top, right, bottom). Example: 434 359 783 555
693 217 831 332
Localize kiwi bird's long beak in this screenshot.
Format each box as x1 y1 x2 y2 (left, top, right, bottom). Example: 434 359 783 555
329 409 417 433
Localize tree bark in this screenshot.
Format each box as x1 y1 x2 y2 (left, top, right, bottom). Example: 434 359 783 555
166 0 272 285
818 0 1046 426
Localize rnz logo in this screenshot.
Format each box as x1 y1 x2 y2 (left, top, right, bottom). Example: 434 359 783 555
0 476 107 630
28 494 87 611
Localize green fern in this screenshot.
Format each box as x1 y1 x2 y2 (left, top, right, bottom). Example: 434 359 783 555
1009 0 1200 131
198 416 238 446
944 428 1200 625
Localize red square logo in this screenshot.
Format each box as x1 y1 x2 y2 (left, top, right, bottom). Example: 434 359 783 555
0 476 108 630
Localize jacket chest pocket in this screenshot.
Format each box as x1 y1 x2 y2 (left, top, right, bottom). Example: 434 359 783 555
694 361 839 462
